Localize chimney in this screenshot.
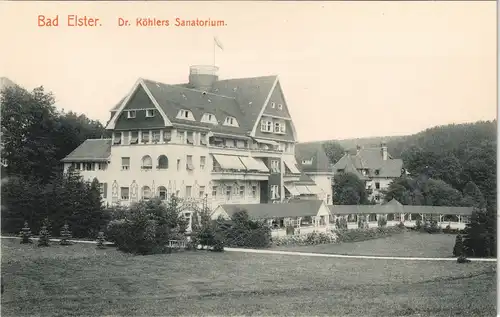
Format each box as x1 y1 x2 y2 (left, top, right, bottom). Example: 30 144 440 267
188 65 219 91
381 142 388 160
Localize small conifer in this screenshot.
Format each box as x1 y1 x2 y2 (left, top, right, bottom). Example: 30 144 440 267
96 231 106 249
60 223 73 246
38 225 50 247
20 221 33 244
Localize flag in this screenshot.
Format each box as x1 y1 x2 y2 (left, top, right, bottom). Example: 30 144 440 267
214 36 224 51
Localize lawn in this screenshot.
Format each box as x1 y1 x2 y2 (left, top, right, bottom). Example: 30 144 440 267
274 231 458 258
1 238 496 317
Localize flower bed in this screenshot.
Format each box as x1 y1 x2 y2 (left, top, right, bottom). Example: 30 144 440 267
272 231 338 247
334 226 406 243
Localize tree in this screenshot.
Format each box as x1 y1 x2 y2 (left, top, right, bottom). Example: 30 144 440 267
461 181 486 209
322 141 345 164
333 172 370 205
462 208 496 257
1 86 59 183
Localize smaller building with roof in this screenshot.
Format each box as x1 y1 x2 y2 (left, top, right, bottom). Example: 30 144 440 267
332 143 404 204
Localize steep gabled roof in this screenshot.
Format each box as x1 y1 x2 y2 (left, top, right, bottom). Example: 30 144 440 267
61 139 111 162
295 142 333 174
108 75 280 138
218 199 325 219
332 147 403 178
142 79 250 135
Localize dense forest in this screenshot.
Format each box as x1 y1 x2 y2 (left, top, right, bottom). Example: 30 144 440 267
323 120 497 257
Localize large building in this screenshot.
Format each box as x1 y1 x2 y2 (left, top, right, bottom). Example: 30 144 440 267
62 65 327 211
331 143 404 203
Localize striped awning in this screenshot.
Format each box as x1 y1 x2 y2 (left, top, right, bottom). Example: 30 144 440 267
254 138 279 146
212 154 246 170
284 185 300 196
295 185 312 195
239 156 269 172
306 185 324 195
283 157 301 174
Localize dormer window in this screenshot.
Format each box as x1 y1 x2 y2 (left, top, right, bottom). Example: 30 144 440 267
223 116 239 127
201 113 218 125
146 109 155 118
176 109 195 121
278 104 283 110
271 102 276 108
127 110 136 119
301 159 313 165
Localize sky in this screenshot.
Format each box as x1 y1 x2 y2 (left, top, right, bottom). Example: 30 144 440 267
0 1 496 142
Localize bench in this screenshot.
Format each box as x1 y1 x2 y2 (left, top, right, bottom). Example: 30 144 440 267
167 239 186 251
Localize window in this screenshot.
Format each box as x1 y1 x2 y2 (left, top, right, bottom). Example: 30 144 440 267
279 122 286 133
163 130 172 142
99 183 104 196
260 120 273 132
199 186 206 198
177 159 181 171
186 132 194 145
212 186 218 197
157 155 168 169
200 133 208 146
226 186 232 199
121 157 130 170
274 122 281 133
223 116 238 127
239 185 245 197
270 160 280 173
120 187 130 200
84 163 94 171
98 163 107 170
146 109 155 117
200 156 206 170
158 186 167 200
185 186 192 197
375 182 380 189
252 186 257 198
177 131 185 144
270 185 279 200
201 113 218 124
141 131 150 143
186 155 194 170
113 132 121 145
127 110 136 119
278 104 283 110
271 102 276 108
122 132 130 145
130 131 139 144
369 214 377 222
152 131 160 142
142 186 152 200
141 155 152 169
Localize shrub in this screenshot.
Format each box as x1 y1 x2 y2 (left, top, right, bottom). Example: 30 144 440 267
106 198 187 255
453 234 464 257
397 222 405 229
334 226 405 244
415 219 422 230
422 220 441 234
377 217 387 228
272 231 337 247
336 218 348 230
19 221 33 244
217 210 271 248
59 223 73 245
285 225 295 236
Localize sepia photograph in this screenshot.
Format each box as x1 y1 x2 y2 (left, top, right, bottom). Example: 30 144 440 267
0 1 497 316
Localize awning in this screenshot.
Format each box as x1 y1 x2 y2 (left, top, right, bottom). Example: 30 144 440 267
212 154 246 170
306 185 324 195
295 185 312 195
253 138 279 146
239 156 269 172
284 185 300 196
283 157 301 174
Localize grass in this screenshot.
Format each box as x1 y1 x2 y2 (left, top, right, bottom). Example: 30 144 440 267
274 231 458 258
1 238 496 316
